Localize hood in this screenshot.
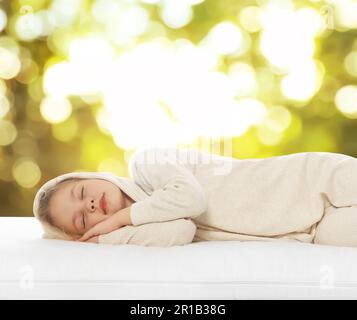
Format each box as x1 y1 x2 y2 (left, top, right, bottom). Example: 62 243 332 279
32 171 148 220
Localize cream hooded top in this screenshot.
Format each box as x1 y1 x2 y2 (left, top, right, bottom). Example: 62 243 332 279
33 147 357 247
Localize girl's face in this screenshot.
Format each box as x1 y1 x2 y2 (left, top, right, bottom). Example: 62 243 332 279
49 178 134 239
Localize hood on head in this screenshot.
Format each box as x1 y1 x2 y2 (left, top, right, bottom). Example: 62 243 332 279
32 171 143 221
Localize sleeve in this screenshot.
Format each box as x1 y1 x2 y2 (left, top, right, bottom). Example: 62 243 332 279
98 218 197 247
128 147 208 226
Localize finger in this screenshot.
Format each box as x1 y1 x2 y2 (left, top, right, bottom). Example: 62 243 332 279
80 230 100 242
79 223 104 241
86 236 99 243
78 232 92 242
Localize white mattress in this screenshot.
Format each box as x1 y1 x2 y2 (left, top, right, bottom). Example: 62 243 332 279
1 217 357 299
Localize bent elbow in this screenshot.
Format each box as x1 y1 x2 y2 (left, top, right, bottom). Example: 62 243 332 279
175 219 197 245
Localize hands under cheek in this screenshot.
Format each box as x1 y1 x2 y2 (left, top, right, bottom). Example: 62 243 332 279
76 213 123 242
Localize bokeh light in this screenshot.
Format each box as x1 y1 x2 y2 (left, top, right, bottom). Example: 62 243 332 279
0 120 17 146
228 62 257 97
1 0 357 217
160 0 193 29
335 85 357 119
333 0 357 30
15 8 42 41
281 59 324 101
0 47 21 79
40 95 72 123
344 51 357 78
0 94 10 118
12 158 41 189
239 6 262 33
201 21 245 56
264 105 292 132
0 8 7 32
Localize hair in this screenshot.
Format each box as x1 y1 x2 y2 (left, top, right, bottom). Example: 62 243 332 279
36 177 86 241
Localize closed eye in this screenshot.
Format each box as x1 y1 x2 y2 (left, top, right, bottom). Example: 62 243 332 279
81 186 85 228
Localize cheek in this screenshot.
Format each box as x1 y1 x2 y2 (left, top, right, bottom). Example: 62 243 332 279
88 214 106 229
115 189 124 207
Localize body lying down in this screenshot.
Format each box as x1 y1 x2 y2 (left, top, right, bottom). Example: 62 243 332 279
32 147 357 247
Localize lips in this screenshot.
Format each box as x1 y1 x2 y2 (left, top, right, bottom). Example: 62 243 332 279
100 193 107 214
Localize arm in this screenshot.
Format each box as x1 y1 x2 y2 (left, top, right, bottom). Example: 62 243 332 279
98 218 197 247
116 205 132 225
128 147 208 226
78 206 133 242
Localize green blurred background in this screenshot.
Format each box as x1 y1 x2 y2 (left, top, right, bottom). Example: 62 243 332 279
0 0 357 217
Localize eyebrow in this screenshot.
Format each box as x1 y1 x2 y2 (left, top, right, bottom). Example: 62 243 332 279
71 184 75 200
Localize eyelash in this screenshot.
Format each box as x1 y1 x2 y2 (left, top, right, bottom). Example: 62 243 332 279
81 186 85 228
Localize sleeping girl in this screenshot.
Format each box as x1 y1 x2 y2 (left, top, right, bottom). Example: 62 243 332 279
33 147 357 248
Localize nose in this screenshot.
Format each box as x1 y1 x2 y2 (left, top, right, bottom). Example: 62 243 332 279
87 198 96 213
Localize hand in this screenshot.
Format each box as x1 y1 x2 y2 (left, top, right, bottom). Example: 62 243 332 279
77 207 131 242
74 235 98 243
85 236 99 243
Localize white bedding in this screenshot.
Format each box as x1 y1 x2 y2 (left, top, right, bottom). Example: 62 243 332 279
1 217 357 299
